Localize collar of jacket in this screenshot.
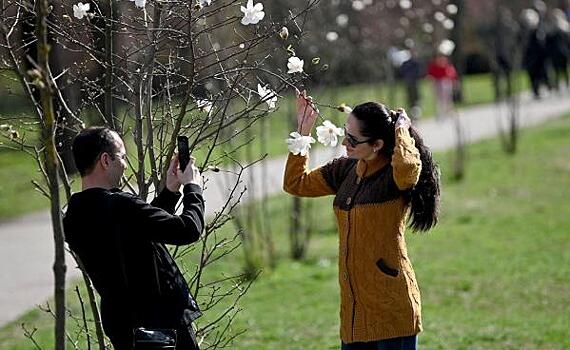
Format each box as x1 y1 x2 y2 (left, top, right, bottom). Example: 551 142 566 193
356 154 390 178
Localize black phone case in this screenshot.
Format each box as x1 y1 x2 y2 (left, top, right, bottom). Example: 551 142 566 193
177 136 190 172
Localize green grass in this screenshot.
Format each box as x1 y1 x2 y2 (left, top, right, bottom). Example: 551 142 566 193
0 72 531 222
1 113 569 349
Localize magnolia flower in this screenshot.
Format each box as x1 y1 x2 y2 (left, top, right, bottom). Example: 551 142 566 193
446 4 458 15
337 103 353 114
257 84 277 109
443 19 455 30
241 0 265 25
196 99 213 113
326 31 339 42
73 2 90 19
129 0 146 8
286 132 315 156
438 39 456 56
287 56 304 74
316 120 344 147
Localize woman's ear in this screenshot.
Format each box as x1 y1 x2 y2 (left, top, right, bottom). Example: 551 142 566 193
374 139 384 152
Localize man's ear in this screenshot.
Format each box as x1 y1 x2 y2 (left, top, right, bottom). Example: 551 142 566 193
100 152 111 170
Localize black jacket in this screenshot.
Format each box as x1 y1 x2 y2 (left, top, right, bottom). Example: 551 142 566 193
63 184 204 338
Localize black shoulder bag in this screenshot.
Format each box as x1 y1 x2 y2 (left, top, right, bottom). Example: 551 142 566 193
108 192 177 350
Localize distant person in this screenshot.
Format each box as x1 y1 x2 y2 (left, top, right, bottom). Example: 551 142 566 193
492 6 520 101
64 127 204 350
400 49 424 120
284 91 441 350
521 8 552 98
427 53 457 121
545 9 570 89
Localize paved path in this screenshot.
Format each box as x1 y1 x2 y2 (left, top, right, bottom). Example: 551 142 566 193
1 90 570 327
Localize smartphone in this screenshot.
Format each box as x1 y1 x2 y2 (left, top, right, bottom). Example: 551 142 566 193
177 136 190 172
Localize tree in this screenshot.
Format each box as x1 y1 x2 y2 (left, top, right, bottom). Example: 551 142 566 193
1 0 319 347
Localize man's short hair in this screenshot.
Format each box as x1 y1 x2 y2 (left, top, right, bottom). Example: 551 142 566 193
72 127 119 176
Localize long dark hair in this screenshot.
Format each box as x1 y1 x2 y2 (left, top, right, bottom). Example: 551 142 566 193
352 102 440 232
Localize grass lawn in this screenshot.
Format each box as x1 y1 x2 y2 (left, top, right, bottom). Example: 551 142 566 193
1 113 569 349
0 72 531 222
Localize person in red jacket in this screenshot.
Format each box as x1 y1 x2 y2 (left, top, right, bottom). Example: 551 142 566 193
427 54 457 121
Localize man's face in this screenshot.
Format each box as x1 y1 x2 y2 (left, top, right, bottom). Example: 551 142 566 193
106 133 127 188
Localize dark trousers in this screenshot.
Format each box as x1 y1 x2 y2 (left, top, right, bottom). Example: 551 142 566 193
341 335 417 350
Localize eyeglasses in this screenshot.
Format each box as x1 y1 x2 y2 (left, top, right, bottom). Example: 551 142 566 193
344 128 370 148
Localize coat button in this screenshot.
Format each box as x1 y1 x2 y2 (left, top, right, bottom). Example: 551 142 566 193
346 197 351 205
356 177 362 185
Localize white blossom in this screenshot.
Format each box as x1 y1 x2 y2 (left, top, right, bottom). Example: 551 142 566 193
352 1 365 11
443 19 455 30
199 0 212 7
399 0 412 10
446 4 458 15
422 23 434 33
196 99 213 113
130 0 146 8
326 31 339 42
316 120 344 147
286 132 315 156
434 11 446 22
241 0 265 25
336 14 349 27
287 56 304 74
337 104 353 113
257 83 277 109
73 2 90 19
438 39 455 56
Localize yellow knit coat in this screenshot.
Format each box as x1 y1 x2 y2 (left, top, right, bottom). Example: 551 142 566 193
283 128 423 343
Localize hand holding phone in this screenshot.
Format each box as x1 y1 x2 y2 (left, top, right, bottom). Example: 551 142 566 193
177 136 190 172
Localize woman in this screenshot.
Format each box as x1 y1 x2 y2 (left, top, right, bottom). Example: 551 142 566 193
283 92 440 350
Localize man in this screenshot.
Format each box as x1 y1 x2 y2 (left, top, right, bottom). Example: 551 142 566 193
399 48 424 120
63 127 204 349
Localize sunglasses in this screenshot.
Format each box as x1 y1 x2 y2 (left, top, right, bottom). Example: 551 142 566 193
344 128 370 148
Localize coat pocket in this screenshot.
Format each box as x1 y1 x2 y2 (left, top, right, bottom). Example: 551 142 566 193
376 258 399 277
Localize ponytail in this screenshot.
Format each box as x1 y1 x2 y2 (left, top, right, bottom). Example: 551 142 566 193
406 126 441 232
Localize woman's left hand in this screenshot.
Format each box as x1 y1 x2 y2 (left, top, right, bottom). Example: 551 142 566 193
394 108 411 130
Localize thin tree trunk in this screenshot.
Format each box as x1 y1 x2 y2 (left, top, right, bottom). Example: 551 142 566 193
36 0 66 348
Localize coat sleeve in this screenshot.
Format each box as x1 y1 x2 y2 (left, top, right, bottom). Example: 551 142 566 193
125 184 205 245
283 153 350 197
391 127 422 190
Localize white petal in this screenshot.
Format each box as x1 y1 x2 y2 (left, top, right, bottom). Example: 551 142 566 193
254 3 263 11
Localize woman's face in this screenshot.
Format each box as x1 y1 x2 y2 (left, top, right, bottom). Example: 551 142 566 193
342 114 383 161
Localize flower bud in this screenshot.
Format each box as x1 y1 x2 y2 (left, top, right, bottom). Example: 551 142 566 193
279 26 289 40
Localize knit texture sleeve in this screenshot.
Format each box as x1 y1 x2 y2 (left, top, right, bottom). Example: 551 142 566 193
391 127 422 190
283 153 340 197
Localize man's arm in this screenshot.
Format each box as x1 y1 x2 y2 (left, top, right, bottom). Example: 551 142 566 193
123 184 205 245
150 188 182 214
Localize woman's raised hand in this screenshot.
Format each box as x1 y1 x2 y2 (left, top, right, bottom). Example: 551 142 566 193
296 89 319 136
395 108 412 130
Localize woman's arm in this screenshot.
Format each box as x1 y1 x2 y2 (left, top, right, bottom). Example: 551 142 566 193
283 153 338 197
283 90 340 197
391 110 422 190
